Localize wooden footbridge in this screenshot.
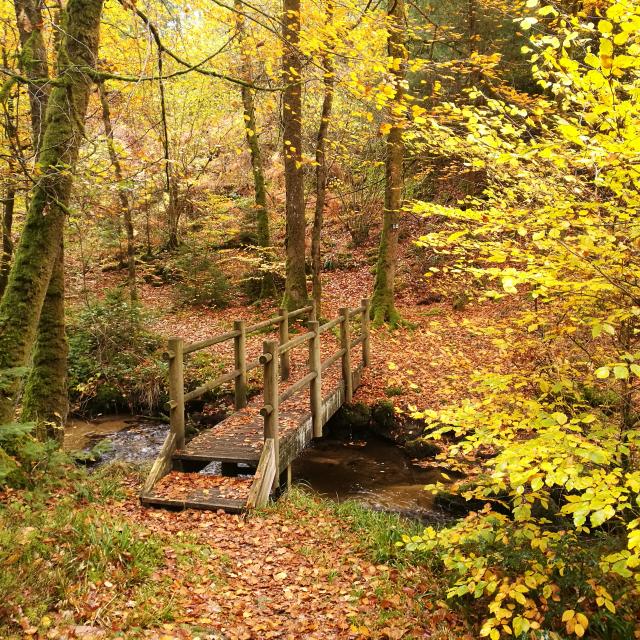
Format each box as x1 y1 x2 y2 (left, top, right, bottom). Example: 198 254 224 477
141 299 371 513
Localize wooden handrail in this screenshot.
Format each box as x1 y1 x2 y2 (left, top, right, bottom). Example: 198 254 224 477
318 316 341 334
184 368 240 402
183 329 241 355
321 347 346 373
279 371 317 404
278 330 315 355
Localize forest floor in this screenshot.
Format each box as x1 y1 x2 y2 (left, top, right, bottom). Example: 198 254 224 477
5 229 521 640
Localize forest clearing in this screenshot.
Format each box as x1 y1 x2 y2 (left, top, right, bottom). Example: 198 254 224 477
1 0 640 638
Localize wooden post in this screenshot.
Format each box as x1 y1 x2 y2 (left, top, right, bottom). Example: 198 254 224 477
339 307 353 403
234 320 247 409
261 340 280 490
278 307 290 381
168 337 185 449
310 299 317 321
361 298 371 367
308 320 322 437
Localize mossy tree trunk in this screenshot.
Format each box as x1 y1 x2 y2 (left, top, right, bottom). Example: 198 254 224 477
311 0 335 321
13 0 49 153
0 0 104 425
235 0 274 298
99 81 137 303
13 0 71 439
21 240 68 435
282 0 309 311
371 0 407 327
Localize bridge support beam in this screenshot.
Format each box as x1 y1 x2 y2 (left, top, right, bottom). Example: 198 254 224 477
261 340 280 490
168 337 185 449
308 320 322 437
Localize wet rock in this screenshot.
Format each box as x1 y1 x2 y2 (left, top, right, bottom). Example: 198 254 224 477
327 402 371 439
403 437 441 459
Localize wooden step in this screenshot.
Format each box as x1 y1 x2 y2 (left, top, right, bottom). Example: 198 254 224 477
140 471 253 513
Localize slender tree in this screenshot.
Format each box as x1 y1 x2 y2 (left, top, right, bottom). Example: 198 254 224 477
235 0 274 297
282 0 309 310
99 82 137 303
371 0 407 326
0 0 104 425
311 0 335 320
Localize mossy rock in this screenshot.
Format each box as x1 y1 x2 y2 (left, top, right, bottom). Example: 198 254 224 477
328 402 371 438
403 437 441 459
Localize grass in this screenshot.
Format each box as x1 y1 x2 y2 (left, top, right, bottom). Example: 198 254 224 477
0 463 211 636
273 486 423 564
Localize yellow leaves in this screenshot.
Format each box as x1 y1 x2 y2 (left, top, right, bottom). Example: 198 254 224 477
562 609 589 637
501 276 518 294
598 20 614 35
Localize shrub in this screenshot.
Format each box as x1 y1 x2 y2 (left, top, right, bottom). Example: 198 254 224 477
170 243 230 308
68 289 166 414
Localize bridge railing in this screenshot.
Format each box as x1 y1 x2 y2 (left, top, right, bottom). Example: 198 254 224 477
257 299 371 492
165 303 314 449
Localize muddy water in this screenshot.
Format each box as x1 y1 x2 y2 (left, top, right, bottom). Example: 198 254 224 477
292 436 447 520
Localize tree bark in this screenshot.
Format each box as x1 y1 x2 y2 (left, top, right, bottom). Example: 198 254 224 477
311 0 335 320
371 0 406 326
0 188 14 297
13 0 71 438
282 0 308 310
99 82 137 303
13 0 49 154
21 240 68 436
0 0 104 424
235 0 274 298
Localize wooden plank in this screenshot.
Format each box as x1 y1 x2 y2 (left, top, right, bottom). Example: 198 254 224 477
246 438 276 509
140 493 247 513
288 304 313 320
141 432 176 495
339 308 353 403
308 320 322 438
318 317 341 334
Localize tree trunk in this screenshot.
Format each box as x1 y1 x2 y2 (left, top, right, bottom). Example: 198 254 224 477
13 0 49 154
13 0 71 438
0 0 104 424
99 82 137 302
282 0 308 310
0 87 17 298
21 240 68 437
235 0 274 298
311 0 335 320
0 188 14 297
371 0 406 326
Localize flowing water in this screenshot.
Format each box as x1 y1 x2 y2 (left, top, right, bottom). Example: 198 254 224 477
64 416 169 464
65 418 447 520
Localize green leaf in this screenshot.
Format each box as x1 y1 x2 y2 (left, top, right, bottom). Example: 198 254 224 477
613 365 629 380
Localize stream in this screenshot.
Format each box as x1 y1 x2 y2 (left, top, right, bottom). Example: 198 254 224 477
65 416 447 520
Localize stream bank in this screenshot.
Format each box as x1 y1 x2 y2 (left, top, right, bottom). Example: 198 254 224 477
63 402 456 521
